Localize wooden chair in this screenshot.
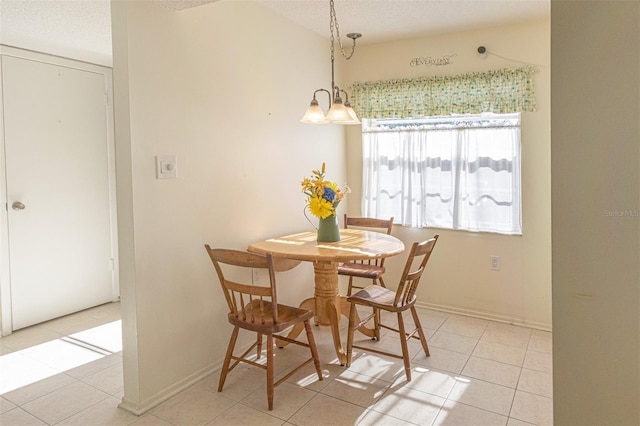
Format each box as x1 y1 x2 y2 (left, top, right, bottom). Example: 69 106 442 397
337 214 394 296
346 235 439 381
204 246 323 411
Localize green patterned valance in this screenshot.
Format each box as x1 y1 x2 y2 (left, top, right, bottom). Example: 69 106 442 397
351 66 536 119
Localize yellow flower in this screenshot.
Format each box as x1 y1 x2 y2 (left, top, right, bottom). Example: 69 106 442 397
309 197 334 219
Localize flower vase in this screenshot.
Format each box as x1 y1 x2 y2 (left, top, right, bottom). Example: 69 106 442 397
317 215 340 242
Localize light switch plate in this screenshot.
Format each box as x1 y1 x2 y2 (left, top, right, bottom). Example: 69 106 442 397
156 155 177 179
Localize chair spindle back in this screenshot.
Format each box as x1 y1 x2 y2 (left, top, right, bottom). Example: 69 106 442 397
344 214 394 267
393 235 439 307
205 246 279 325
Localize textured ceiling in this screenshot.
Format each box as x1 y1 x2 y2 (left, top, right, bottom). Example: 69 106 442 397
0 0 113 65
256 0 550 45
0 0 549 66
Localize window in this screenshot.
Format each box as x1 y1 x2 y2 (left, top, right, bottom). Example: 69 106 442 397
362 113 522 235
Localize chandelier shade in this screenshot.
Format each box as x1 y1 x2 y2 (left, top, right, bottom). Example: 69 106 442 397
300 98 329 124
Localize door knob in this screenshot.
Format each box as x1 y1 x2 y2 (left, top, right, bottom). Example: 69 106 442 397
12 201 25 211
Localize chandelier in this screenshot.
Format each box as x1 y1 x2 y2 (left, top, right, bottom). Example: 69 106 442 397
300 0 361 125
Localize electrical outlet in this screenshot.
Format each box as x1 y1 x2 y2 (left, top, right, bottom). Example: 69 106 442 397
252 268 260 284
490 256 501 271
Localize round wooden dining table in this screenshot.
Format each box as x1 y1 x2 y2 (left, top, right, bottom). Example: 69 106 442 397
248 228 405 365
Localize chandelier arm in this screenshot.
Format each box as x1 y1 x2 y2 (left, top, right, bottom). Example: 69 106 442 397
313 88 333 106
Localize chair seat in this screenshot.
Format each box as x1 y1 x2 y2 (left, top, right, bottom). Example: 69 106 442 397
338 262 385 279
228 300 314 333
348 284 415 311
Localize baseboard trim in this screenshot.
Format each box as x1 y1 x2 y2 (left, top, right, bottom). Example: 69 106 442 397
416 301 552 332
118 359 222 416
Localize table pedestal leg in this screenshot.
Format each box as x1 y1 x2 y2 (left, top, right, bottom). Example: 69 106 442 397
311 261 347 364
276 261 374 365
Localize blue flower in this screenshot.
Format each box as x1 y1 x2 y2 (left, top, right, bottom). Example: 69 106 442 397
323 187 336 203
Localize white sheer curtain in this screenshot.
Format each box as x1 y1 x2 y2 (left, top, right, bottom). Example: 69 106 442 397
362 118 522 234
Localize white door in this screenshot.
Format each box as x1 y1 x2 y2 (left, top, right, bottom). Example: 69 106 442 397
1 53 118 331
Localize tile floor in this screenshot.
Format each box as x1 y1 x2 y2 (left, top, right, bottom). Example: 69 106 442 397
0 302 553 425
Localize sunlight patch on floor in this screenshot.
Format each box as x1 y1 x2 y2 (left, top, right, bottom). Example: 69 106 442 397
69 320 123 353
0 320 122 394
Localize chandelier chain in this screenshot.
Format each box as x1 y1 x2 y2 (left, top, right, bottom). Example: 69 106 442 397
329 0 356 60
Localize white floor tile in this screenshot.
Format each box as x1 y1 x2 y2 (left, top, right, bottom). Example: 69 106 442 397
429 331 479 355
19 338 106 372
85 302 123 323
481 325 531 349
341 350 407 382
0 341 14 356
0 351 61 394
69 320 123 354
0 396 17 414
0 407 47 425
517 368 553 398
38 313 107 337
439 316 488 339
390 365 457 398
289 393 368 425
21 381 110 425
509 391 553 426
201 366 268 402
150 386 235 425
2 371 75 406
208 403 284 425
357 408 415 425
320 370 389 407
351 331 424 360
280 363 331 394
447 377 515 416
130 413 174 425
56 396 138 425
412 346 470 375
81 363 124 396
405 309 449 331
506 418 537 426
473 339 527 367
242 381 316 420
523 350 553 374
358 410 417 426
0 327 63 352
528 332 552 354
461 357 521 388
370 385 445 425
433 399 508 426
65 353 122 380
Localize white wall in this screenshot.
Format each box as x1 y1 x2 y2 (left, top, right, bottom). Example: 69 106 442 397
111 0 347 412
551 2 640 424
343 20 551 329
